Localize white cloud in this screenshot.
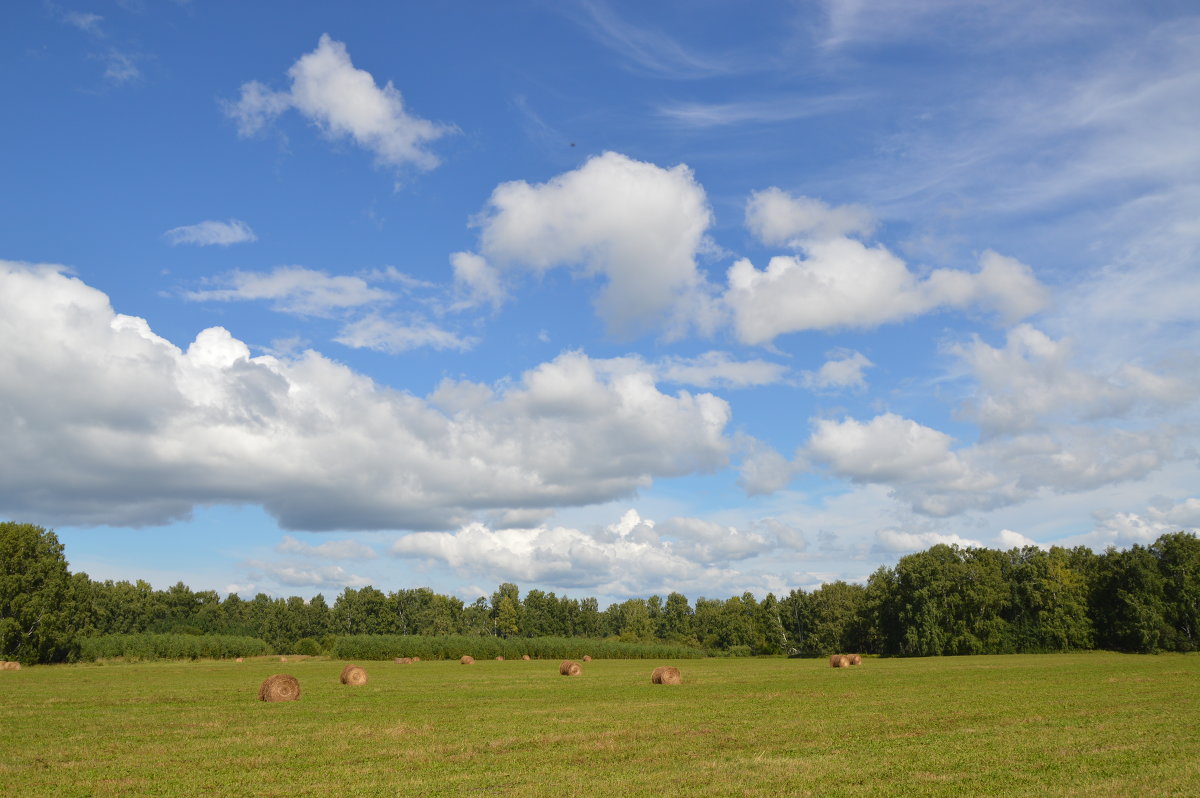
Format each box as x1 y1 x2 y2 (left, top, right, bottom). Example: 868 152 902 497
392 508 791 595
247 560 373 589
275 535 377 560
951 324 1195 436
873 529 986 553
184 266 392 316
656 94 864 128
0 261 732 530
163 219 257 247
449 251 506 311
572 1 736 79
334 314 476 353
725 239 1048 345
655 351 789 389
473 151 716 339
802 350 872 391
100 48 140 84
737 437 797 496
995 528 1043 550
64 12 104 34
225 34 453 173
745 188 876 243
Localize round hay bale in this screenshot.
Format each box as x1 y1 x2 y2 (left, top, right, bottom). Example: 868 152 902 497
830 654 850 668
522 654 531 661
651 666 682 685
495 656 504 661
394 657 412 665
412 656 420 662
559 660 582 676
279 656 288 663
3 661 21 671
339 664 368 686
235 657 244 663
849 654 862 665
581 655 592 662
460 655 475 665
258 674 300 702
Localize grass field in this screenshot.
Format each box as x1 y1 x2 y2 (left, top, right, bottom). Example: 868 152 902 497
1 652 1197 796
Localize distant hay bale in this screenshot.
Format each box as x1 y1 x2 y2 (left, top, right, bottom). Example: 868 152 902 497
394 657 413 665
495 656 504 661
849 654 862 665
412 657 420 662
830 654 851 668
258 674 300 702
279 656 288 663
460 655 475 665
522 654 531 661
559 660 582 676
582 655 592 662
235 657 244 663
2 661 21 671
339 664 368 686
651 666 682 685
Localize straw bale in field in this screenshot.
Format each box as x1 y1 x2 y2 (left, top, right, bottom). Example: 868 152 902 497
460 655 475 665
340 664 368 686
258 673 300 702
849 654 862 665
412 657 420 662
280 656 288 662
582 655 592 662
559 660 582 676
394 657 413 665
522 654 531 661
829 654 851 668
235 657 244 663
2 661 21 671
651 666 682 685
495 656 504 661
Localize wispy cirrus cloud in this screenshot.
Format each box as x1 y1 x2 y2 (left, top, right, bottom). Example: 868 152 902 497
163 219 257 247
656 94 864 128
183 266 391 317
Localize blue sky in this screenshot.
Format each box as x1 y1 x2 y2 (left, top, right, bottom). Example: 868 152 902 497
3 0 1199 605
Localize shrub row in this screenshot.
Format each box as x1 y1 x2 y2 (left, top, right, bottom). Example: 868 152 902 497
80 633 271 661
332 634 705 661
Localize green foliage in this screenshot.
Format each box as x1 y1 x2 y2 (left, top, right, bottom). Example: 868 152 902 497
293 637 321 656
331 634 704 661
78 633 270 661
0 522 79 664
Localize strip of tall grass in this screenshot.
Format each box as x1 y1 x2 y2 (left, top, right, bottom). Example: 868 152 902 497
332 634 704 661
79 633 270 662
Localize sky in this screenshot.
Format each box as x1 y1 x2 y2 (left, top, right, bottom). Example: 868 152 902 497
3 0 1199 606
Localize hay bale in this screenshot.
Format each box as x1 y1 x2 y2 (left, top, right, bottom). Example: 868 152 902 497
582 655 592 662
339 664 368 686
412 657 420 662
830 654 851 668
2 661 21 671
279 656 288 663
394 657 413 665
522 654 531 661
849 654 862 665
235 657 244 663
495 656 504 661
460 655 475 665
258 674 300 702
651 666 682 685
559 660 582 676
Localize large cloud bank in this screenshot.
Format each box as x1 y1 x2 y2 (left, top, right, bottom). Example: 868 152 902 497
0 261 731 530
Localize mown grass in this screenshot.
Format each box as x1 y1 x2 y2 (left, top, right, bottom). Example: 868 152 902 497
1 652 1197 797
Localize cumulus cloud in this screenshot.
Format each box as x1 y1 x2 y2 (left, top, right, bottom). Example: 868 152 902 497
0 261 731 530
725 238 1049 345
802 349 872 391
276 535 377 560
737 437 797 496
449 251 506 311
163 219 257 247
470 151 716 339
247 560 373 589
995 529 1043 550
184 266 392 316
745 188 876 244
225 34 453 173
655 351 789 389
392 509 793 595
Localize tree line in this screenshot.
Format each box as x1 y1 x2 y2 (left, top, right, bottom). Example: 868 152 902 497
2 521 1197 664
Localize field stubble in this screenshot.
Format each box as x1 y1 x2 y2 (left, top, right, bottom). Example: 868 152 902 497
0 652 1197 796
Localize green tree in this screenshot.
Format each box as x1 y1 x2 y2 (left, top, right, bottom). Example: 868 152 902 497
0 522 79 664
1152 532 1200 651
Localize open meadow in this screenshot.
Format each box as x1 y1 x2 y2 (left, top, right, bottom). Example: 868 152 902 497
1 652 1198 797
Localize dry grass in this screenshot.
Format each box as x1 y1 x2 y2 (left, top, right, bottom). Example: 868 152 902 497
651 666 682 685
339 665 368 686
257 673 300 702
559 660 582 676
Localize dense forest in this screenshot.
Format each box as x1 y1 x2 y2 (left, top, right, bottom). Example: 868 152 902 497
2 521 1197 664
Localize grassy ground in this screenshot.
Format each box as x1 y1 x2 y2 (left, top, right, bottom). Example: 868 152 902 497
1 652 1197 797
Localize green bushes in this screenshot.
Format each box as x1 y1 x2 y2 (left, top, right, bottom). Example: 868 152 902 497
332 634 705 661
79 633 270 662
